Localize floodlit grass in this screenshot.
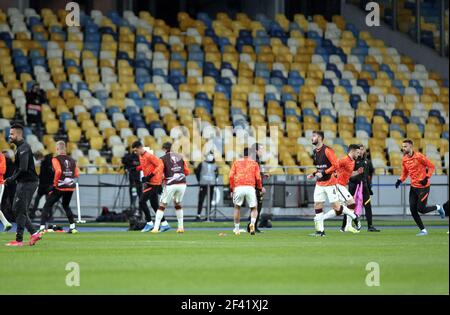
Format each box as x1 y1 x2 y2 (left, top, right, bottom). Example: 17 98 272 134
0 224 448 295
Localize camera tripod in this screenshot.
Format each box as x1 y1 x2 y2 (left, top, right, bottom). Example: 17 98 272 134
111 171 130 212
206 179 229 221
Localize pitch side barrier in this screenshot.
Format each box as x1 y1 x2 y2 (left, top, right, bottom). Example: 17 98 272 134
65 166 448 220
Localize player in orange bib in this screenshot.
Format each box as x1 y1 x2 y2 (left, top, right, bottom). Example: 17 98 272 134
307 131 358 236
40 141 79 234
132 141 170 233
395 139 445 236
229 148 264 236
320 144 362 234
332 144 363 232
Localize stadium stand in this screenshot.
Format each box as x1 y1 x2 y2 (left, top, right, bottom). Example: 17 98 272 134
0 7 448 177
348 0 449 54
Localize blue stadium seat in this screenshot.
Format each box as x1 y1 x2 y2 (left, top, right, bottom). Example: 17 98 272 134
350 94 362 109
429 110 445 124
320 109 336 121
90 106 104 118
374 109 389 123
356 116 370 125
442 131 449 140
390 124 405 136
107 106 121 117
60 112 73 126
77 82 89 92
303 108 319 122
410 117 425 133
59 81 73 92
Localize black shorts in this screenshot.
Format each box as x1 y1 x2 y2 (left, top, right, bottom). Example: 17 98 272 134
409 186 430 210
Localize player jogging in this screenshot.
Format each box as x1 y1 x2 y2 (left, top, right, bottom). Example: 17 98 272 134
39 141 79 234
151 142 190 234
333 144 362 233
4 123 42 246
229 147 264 236
395 139 445 236
131 141 170 233
246 143 267 233
307 131 359 236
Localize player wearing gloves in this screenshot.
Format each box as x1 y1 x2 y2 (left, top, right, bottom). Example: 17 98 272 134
132 141 170 233
395 139 445 236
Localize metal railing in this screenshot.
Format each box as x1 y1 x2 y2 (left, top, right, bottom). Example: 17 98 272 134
78 164 449 175
68 171 448 220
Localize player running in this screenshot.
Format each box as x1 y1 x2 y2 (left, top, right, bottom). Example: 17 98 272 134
229 147 264 236
39 141 79 234
131 141 170 233
332 144 362 233
0 151 12 232
151 142 190 234
307 131 359 236
395 139 445 236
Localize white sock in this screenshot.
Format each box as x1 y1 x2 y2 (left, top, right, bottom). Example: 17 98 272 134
314 213 324 232
154 210 164 230
147 221 154 225
176 210 184 229
70 223 75 229
40 225 46 231
250 217 256 225
346 215 353 228
422 229 428 233
323 209 337 220
342 206 356 219
0 211 10 226
161 221 168 227
234 223 240 231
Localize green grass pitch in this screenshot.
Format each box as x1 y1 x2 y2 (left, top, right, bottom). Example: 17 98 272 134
0 223 448 295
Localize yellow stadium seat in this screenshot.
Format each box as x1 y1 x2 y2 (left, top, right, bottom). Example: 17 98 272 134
65 119 78 130
45 119 60 134
85 128 100 140
67 142 78 154
77 156 90 172
90 136 104 150
77 111 91 123
103 127 117 140
1 105 15 119
126 135 138 147
42 135 55 148
115 120 130 130
68 128 82 143
81 119 95 131
95 112 108 123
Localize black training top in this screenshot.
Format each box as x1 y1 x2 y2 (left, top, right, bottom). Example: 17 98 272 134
350 154 374 185
10 140 39 183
